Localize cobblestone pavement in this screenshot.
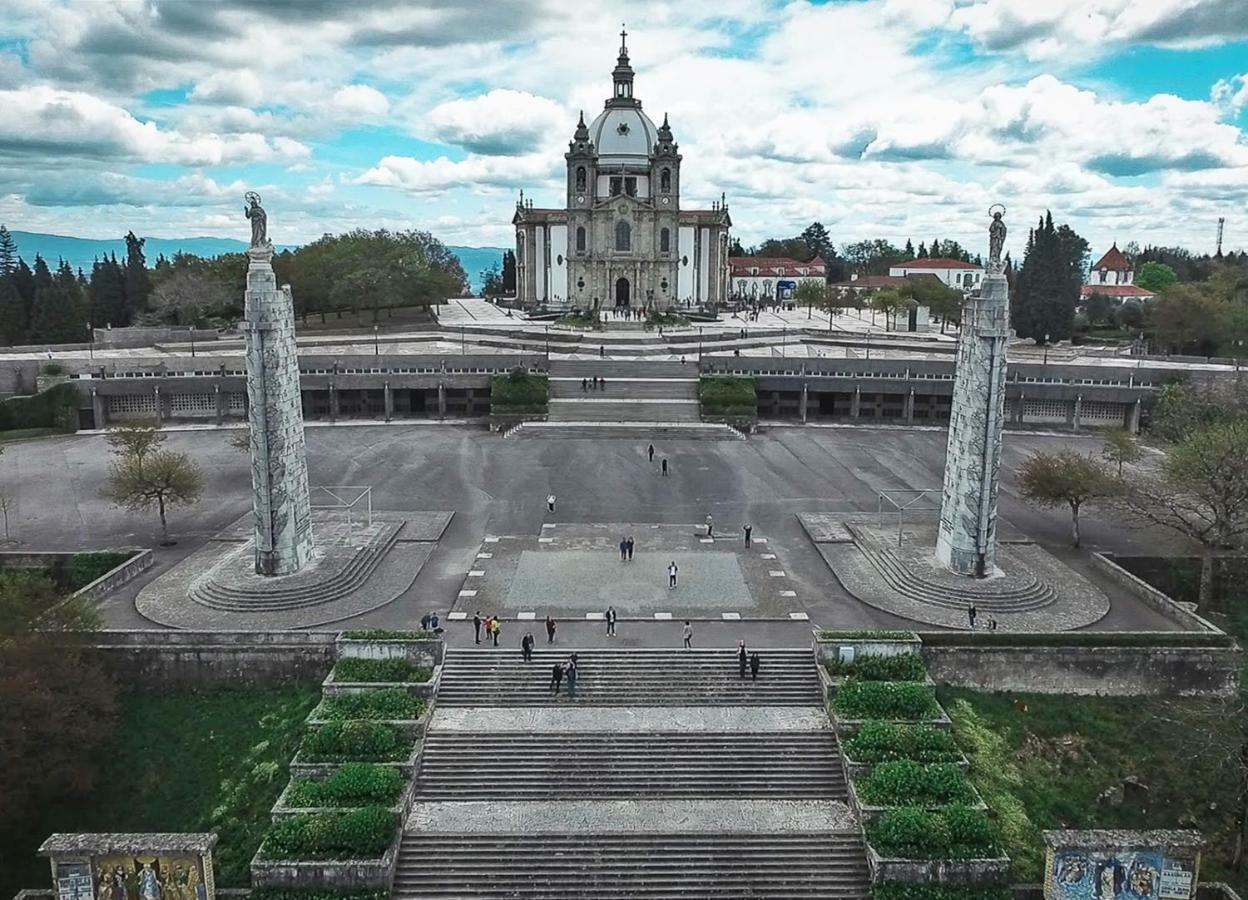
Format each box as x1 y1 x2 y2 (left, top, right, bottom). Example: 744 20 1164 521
430 706 833 733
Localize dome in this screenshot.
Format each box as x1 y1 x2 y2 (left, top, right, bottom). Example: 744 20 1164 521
588 106 659 167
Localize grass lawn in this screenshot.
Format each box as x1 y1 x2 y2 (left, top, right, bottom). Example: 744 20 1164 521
0 686 318 899
941 685 1247 893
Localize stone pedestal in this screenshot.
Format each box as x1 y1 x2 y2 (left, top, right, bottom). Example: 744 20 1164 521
244 244 314 576
935 271 1009 576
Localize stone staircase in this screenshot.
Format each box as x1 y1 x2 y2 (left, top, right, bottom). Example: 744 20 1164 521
507 421 744 440
393 833 871 898
434 648 825 706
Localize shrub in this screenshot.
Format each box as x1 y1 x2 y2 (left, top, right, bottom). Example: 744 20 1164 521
856 761 976 807
827 653 927 681
874 883 1011 900
285 763 405 808
300 721 408 762
313 690 425 721
42 363 65 376
843 722 961 765
868 806 998 859
491 369 549 414
835 681 940 721
699 376 756 416
818 630 915 640
66 551 133 590
340 628 437 640
333 658 431 683
0 382 79 433
261 806 396 860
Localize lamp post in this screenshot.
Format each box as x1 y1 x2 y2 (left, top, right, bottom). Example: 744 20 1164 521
782 326 787 357
461 324 466 356
87 322 94 361
545 324 550 362
1043 333 1050 366
865 331 871 361
698 326 703 362
373 324 379 356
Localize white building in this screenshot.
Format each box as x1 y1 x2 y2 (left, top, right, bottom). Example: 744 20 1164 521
888 257 984 291
728 256 826 302
1080 244 1154 301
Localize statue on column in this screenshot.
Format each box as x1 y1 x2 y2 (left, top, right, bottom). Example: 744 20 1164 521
988 204 1006 274
245 191 268 248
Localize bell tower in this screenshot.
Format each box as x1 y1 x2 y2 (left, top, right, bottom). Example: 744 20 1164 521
653 112 681 211
566 110 596 209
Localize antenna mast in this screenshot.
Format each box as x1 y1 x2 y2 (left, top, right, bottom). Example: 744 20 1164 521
1216 217 1225 257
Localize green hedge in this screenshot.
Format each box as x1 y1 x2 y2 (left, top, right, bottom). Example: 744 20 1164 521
300 721 409 762
835 681 941 721
249 890 388 900
0 382 79 433
868 806 998 859
0 551 136 593
491 368 549 414
699 376 757 416
827 653 927 682
856 761 976 807
313 690 425 721
874 883 1012 900
842 722 962 765
261 806 396 860
333 658 432 683
340 628 437 640
285 763 406 808
818 630 916 640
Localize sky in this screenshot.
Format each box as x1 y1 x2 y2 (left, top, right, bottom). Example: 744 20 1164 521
0 0 1245 261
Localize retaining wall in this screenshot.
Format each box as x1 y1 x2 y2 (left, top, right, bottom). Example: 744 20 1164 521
91 630 336 687
1092 552 1219 631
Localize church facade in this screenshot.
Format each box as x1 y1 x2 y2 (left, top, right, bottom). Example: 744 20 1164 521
512 32 731 312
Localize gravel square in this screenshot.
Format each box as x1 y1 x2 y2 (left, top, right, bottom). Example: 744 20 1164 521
506 550 754 611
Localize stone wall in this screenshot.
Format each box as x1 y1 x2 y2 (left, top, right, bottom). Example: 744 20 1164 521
91 630 336 687
1092 553 1221 631
919 633 1240 697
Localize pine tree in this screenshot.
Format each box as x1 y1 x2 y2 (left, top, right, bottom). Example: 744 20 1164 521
0 225 17 276
801 222 834 262
931 237 942 258
1011 212 1084 344
903 239 915 260
90 254 128 329
32 254 52 289
501 250 517 293
123 231 150 323
916 242 927 258
0 276 25 345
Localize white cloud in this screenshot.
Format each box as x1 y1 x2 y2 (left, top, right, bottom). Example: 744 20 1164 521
1213 74 1248 117
190 70 264 106
332 84 390 120
356 153 559 194
423 89 568 155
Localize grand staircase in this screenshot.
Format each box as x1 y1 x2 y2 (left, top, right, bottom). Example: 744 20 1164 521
393 647 870 899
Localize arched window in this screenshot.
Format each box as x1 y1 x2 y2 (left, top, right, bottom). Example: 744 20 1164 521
615 220 631 252
576 226 586 253
515 236 524 262
660 227 671 253
660 168 671 192
575 166 586 191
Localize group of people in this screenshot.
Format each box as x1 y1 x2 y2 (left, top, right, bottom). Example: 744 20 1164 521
618 537 636 561
472 611 503 646
419 612 443 634
646 443 670 476
580 376 608 391
549 652 580 698
965 605 999 631
737 639 762 679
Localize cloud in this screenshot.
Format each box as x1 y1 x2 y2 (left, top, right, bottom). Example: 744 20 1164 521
332 84 391 120
190 70 264 106
423 90 568 155
356 153 559 194
1213 74 1248 117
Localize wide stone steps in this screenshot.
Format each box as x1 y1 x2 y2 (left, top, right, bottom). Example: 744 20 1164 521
436 648 823 706
549 360 693 379
392 833 872 899
508 422 743 441
190 525 400 612
416 731 845 799
549 379 699 400
548 398 700 422
851 526 1055 613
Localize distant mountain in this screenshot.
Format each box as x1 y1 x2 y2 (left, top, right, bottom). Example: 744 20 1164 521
5 230 506 293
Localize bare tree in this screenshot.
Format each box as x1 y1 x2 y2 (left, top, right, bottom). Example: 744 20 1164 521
0 485 13 542
103 440 204 545
1017 450 1119 548
105 418 164 464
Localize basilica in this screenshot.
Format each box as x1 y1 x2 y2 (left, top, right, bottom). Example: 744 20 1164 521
512 31 732 312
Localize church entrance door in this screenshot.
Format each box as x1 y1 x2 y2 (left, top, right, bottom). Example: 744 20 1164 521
614 277 631 308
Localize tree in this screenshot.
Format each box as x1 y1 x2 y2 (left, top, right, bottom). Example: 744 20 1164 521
1017 450 1118 547
1101 427 1142 477
841 239 905 276
106 418 165 463
755 237 811 260
1119 299 1145 331
0 277 24 345
1121 421 1248 611
801 222 833 262
1149 284 1226 355
480 264 504 298
0 225 16 276
148 266 232 326
1083 292 1115 328
501 249 517 293
902 277 961 333
1136 261 1177 293
870 287 905 329
819 288 845 330
30 261 85 344
123 230 150 322
903 239 915 261
104 447 204 545
89 254 127 329
794 279 823 319
1012 212 1087 344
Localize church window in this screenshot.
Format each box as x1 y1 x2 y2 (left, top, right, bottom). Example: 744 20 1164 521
616 220 632 252
660 227 671 253
625 177 637 197
575 167 586 191
660 168 671 192
576 227 586 253
610 177 622 196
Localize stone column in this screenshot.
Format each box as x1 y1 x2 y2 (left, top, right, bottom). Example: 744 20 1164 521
1072 395 1083 432
437 383 447 418
91 389 106 430
801 383 809 423
329 381 338 423
935 271 1009 577
214 384 225 425
153 386 163 427
244 245 314 577
1129 398 1141 434
905 388 915 424
384 382 393 423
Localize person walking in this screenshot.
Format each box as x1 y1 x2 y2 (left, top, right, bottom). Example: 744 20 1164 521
967 604 978 630
601 378 607 392
738 640 748 679
743 524 752 548
682 620 693 650
546 615 557 644
565 654 579 701
550 660 564 695
705 514 714 538
626 536 634 561
600 345 605 358
547 493 556 513
647 444 655 463
473 611 482 645
492 617 501 647
619 537 628 562
750 651 761 681
581 377 588 392
661 458 668 476
668 561 679 589
521 632 534 663
606 605 617 637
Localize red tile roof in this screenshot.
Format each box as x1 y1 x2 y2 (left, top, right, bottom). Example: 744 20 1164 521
829 274 941 289
1080 284 1154 299
1092 244 1130 271
892 257 982 270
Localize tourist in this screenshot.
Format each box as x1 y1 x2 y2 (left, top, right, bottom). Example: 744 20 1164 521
600 345 605 358
550 660 564 695
705 513 714 538
743 524 753 548
601 377 607 392
581 378 588 392
430 612 441 633
546 615 557 643
619 537 628 561
521 632 534 663
492 617 501 647
606 605 617 637
565 654 579 700
647 444 655 463
989 617 998 632
967 604 978 629
626 536 634 561
668 561 679 589
682 620 693 649
473 611 482 645
547 493 556 513
421 613 432 631
738 640 748 678
661 458 668 476
750 651 761 681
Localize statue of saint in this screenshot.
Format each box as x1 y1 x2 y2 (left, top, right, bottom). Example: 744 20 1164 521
988 205 1006 271
244 191 268 247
